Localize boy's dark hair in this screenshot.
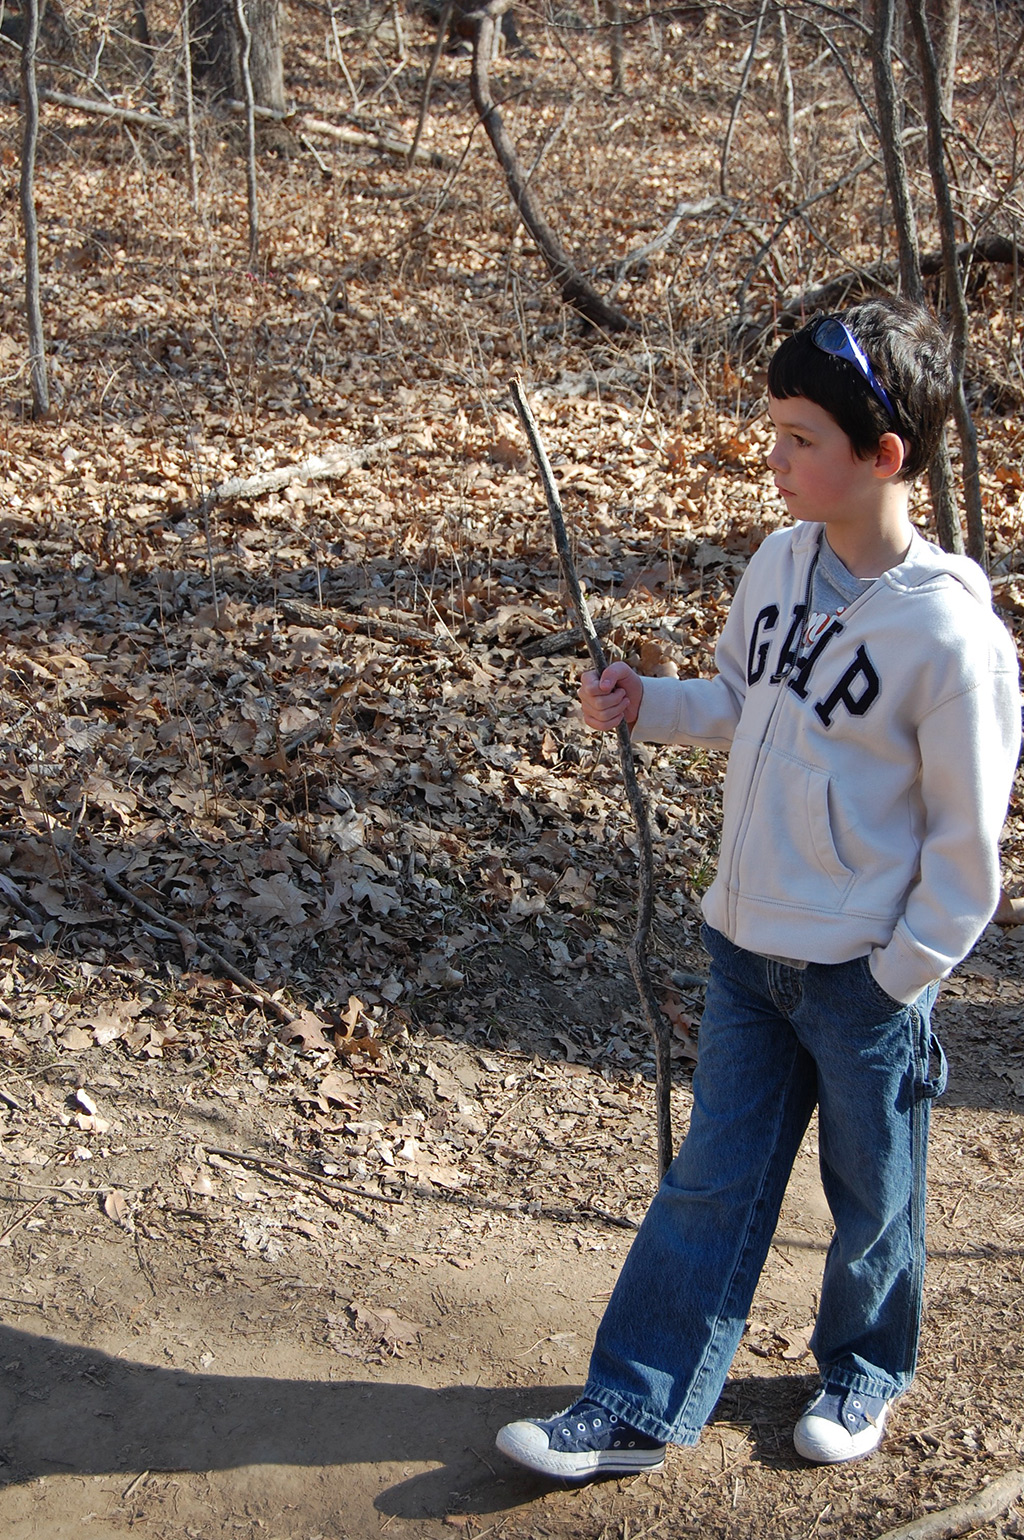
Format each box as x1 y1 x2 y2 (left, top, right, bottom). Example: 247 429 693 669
767 295 953 479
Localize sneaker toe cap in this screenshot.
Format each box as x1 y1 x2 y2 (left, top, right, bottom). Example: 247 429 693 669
794 1408 886 1464
496 1419 553 1465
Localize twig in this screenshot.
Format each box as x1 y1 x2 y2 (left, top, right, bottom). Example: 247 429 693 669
0 1195 47 1243
510 377 673 1177
121 1471 150 1502
201 1145 402 1206
873 1470 1024 1540
0 873 46 940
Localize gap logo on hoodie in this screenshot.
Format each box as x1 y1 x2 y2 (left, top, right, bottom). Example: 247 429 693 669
746 601 881 728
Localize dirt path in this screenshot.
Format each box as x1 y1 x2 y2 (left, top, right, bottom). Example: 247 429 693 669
2 924 1023 1540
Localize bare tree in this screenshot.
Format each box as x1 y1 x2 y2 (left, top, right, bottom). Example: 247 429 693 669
604 0 624 94
181 0 200 210
927 0 960 121
231 0 260 266
20 0 48 419
872 0 963 555
907 0 985 563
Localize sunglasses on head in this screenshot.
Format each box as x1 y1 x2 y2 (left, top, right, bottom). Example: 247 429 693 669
809 316 897 422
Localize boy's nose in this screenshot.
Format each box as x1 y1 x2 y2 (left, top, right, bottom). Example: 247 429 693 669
766 439 784 470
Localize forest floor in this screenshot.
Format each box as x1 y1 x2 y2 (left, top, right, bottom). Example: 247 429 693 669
1 3 1024 1537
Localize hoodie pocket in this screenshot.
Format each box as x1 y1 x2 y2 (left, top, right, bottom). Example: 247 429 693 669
734 751 854 906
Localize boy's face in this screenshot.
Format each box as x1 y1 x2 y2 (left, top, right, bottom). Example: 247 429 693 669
765 394 894 528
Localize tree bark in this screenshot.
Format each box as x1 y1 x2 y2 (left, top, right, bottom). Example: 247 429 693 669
190 0 285 112
467 0 633 333
20 0 48 419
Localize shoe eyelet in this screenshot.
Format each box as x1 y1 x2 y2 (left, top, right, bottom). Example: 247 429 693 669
628 1440 636 1447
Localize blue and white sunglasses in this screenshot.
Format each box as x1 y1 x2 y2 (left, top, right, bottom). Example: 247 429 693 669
810 316 897 421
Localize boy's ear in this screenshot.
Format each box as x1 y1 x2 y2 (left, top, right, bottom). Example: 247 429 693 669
874 431 906 479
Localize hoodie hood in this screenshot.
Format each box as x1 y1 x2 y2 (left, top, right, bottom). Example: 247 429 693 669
792 522 994 606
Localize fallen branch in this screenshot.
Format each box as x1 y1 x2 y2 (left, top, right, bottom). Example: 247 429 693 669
874 1470 1024 1540
39 87 181 134
519 615 613 659
34 88 452 168
468 1 634 334
196 435 402 512
741 236 1023 351
56 839 331 1039
0 872 46 941
202 1145 403 1206
510 377 673 1176
609 196 727 302
223 99 454 166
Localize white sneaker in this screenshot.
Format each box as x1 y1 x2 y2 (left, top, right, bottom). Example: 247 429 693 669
793 1384 890 1464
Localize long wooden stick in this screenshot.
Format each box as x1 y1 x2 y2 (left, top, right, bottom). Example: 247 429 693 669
510 378 673 1176
874 1470 1024 1540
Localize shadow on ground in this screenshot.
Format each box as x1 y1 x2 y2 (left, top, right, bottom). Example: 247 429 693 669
0 1325 825 1518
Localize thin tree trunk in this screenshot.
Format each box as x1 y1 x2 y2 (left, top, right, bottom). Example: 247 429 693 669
408 0 452 163
468 0 633 332
906 0 985 563
872 0 922 300
775 0 797 194
231 0 260 268
720 0 768 198
872 0 963 554
20 0 48 419
182 0 200 210
604 0 624 94
927 0 960 121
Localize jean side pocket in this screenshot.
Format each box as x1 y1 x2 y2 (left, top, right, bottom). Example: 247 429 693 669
916 1026 948 1101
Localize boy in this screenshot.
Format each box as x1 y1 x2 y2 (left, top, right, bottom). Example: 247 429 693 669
495 296 1021 1479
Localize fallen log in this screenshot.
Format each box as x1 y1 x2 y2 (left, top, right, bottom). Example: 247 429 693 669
196 435 403 513
30 88 450 168
874 1469 1024 1540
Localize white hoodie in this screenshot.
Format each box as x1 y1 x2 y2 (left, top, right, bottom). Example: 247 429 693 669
633 522 1022 1003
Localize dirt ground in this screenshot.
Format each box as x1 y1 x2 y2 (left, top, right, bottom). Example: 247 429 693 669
2 914 1023 1540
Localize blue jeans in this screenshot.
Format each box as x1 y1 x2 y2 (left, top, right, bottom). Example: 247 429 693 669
584 924 945 1446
